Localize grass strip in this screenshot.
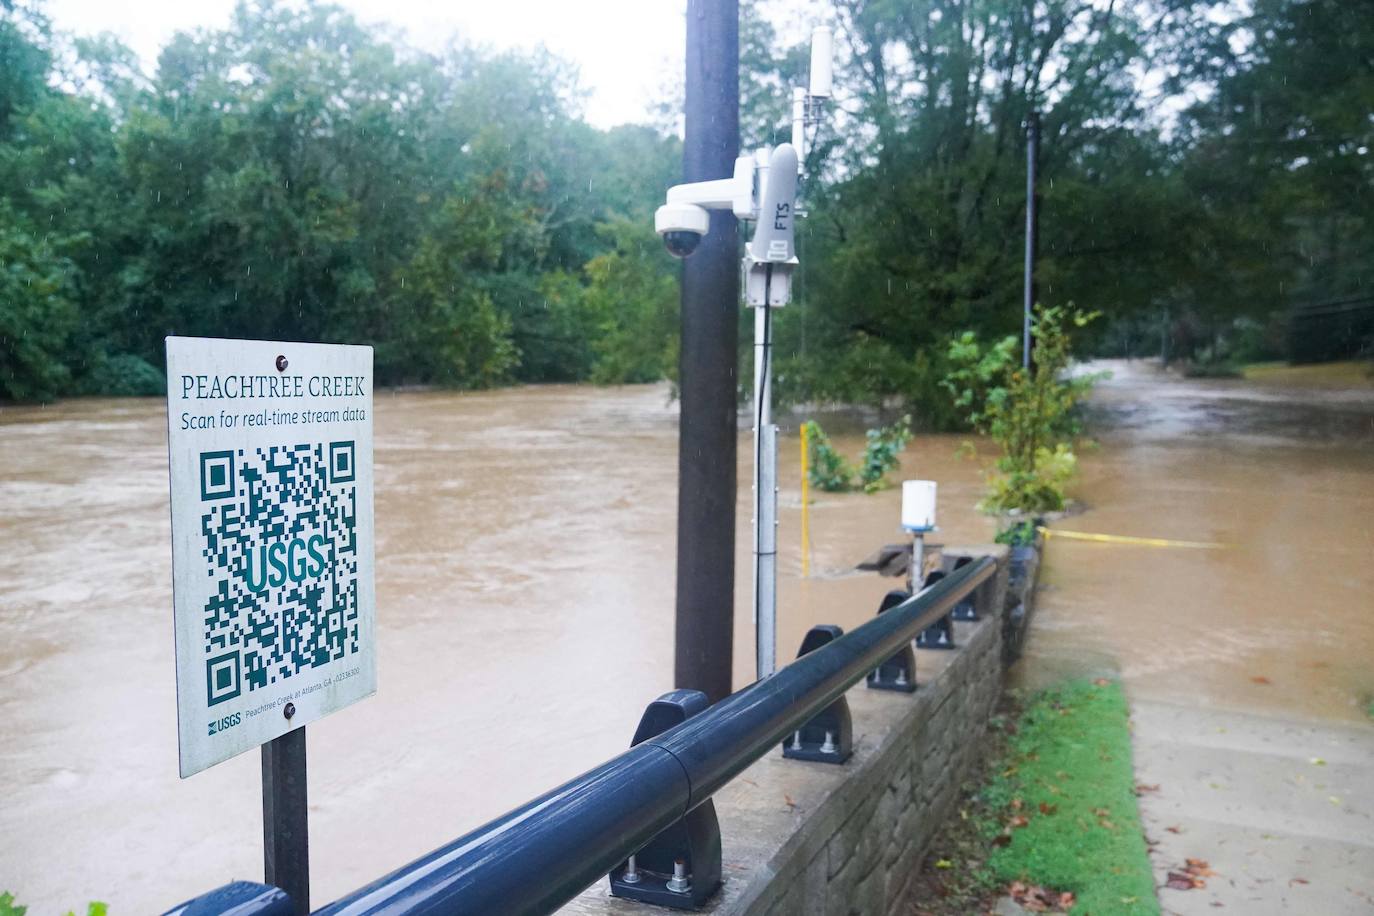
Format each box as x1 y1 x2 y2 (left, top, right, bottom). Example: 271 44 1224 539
905 679 1157 915
984 679 1157 914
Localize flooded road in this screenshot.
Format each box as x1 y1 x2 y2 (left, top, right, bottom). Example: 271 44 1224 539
0 385 990 913
2 360 1370 912
1020 360 1374 722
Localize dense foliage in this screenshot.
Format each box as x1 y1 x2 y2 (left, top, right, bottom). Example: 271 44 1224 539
943 305 1098 513
1 0 1367 405
0 0 679 401
750 0 1374 417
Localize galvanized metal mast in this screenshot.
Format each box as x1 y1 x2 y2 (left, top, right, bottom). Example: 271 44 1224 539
675 0 739 703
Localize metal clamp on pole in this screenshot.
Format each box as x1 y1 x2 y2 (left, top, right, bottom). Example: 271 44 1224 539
781 626 853 763
867 590 917 692
915 571 957 649
610 690 723 909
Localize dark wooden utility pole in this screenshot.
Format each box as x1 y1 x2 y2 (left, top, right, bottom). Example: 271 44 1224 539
675 0 739 703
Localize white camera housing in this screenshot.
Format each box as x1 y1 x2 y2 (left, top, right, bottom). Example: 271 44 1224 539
654 202 711 258
654 155 757 257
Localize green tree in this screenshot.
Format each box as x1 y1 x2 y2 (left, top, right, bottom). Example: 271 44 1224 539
0 206 79 400
583 221 679 384
942 304 1099 514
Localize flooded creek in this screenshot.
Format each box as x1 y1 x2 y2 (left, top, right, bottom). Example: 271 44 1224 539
1020 361 1374 723
1 361 1371 911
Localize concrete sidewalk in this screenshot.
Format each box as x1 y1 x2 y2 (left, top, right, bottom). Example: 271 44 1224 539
1130 700 1374 915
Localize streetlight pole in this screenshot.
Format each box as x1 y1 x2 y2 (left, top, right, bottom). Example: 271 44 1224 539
1023 110 1039 370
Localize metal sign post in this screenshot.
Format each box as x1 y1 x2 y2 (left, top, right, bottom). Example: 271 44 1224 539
263 729 310 913
165 337 377 913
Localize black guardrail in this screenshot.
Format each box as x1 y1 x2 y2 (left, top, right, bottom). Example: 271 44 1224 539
169 555 996 916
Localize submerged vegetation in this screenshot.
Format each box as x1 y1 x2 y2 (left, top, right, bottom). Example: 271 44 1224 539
802 415 912 494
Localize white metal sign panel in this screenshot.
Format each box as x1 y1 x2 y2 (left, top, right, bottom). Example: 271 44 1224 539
166 337 376 777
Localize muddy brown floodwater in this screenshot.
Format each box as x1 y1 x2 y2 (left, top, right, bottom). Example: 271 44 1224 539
0 384 989 913
1 361 1370 912
1019 360 1374 724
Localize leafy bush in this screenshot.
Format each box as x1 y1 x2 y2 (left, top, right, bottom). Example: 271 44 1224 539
858 414 912 493
803 415 912 493
994 519 1040 547
0 892 107 916
942 304 1100 514
801 420 855 492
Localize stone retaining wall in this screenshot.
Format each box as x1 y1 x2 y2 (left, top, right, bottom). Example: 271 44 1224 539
565 544 1013 916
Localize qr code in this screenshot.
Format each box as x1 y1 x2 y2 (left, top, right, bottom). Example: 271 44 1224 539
198 442 359 707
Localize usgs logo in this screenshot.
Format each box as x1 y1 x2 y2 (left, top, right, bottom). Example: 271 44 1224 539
244 534 329 593
208 712 242 736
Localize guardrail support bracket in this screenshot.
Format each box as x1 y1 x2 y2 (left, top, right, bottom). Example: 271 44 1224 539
948 556 979 621
609 689 722 909
782 625 853 763
867 590 917 692
915 571 957 649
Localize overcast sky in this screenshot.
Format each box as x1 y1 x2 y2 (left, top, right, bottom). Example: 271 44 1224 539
43 0 692 128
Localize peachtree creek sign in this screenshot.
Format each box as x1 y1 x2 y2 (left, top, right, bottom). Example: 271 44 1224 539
166 337 376 777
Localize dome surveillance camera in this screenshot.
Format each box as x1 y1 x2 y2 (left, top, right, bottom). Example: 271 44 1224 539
661 230 704 259
654 201 711 259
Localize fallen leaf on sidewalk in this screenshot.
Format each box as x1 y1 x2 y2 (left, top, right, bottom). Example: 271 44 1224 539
1251 675 1272 685
1289 877 1309 887
1309 757 1326 766
1165 857 1216 890
1135 783 1160 795
1165 825 1183 834
783 793 796 808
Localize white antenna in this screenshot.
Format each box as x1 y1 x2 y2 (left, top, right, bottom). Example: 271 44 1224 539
809 27 833 98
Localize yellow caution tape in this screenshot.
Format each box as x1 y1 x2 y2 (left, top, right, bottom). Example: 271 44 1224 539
1036 526 1228 550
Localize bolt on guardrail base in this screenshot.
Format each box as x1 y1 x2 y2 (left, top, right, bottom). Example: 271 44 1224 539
781 626 853 764
609 690 722 909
